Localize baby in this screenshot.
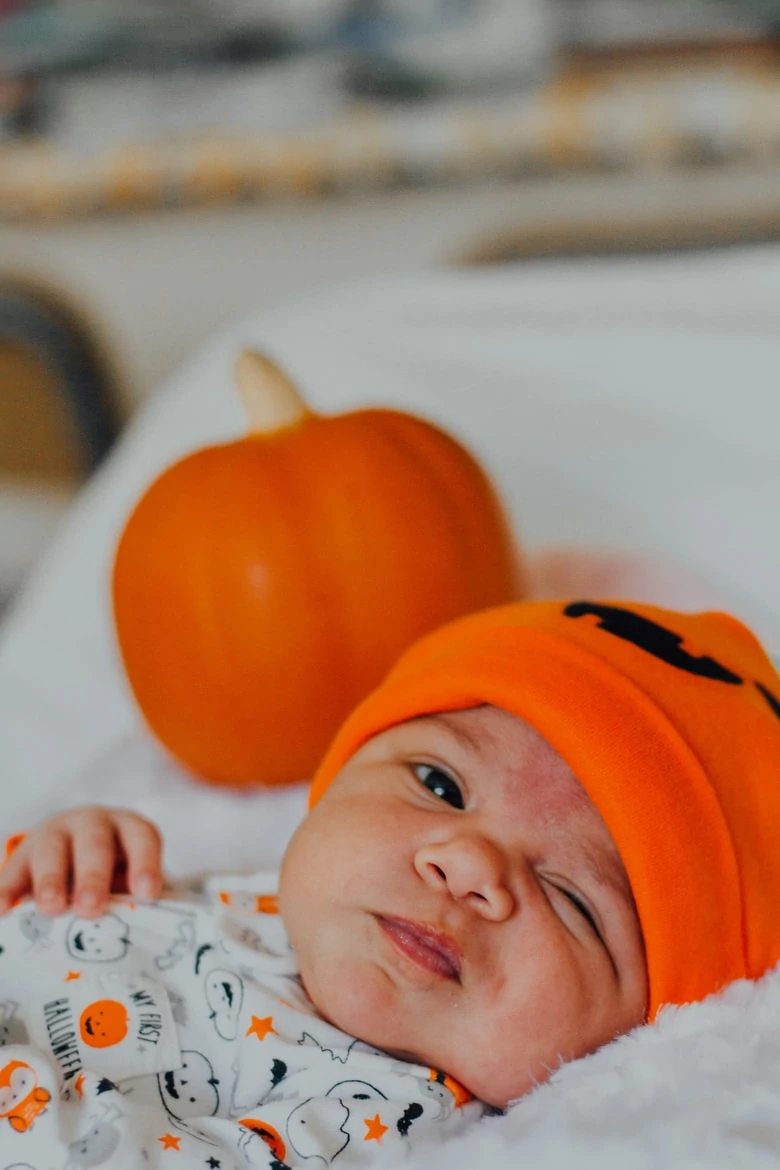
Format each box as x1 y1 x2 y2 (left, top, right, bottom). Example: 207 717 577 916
1 599 779 1169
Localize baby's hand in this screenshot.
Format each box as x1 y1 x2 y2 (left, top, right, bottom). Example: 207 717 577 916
0 806 163 919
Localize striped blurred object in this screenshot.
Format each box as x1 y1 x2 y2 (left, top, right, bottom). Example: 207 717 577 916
2 44 780 221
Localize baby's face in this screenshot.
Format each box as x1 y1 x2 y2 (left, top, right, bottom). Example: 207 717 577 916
279 707 648 1109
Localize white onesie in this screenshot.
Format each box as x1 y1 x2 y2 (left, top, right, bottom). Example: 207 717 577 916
0 871 487 1168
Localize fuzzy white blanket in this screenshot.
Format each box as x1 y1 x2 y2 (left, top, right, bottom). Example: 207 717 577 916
433 969 780 1169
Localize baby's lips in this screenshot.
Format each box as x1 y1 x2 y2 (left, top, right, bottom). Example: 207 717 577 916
380 916 463 979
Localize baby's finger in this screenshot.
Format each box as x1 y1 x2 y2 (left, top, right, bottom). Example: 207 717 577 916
28 828 71 916
71 812 117 916
114 813 163 901
0 843 32 914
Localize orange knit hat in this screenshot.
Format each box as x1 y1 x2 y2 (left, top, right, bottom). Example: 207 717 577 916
310 600 780 1019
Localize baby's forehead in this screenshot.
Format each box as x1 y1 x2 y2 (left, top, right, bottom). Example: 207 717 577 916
409 706 583 786
442 705 590 796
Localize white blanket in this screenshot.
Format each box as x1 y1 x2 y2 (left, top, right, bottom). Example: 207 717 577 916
1 253 780 1166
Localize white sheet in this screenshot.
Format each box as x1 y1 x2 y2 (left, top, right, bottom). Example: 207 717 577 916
1 252 780 1166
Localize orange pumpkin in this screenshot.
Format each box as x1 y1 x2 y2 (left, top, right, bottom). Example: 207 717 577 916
79 999 130 1048
113 351 523 787
239 1119 287 1161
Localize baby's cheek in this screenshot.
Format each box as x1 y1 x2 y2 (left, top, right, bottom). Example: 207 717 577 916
444 1011 563 1109
278 825 320 929
451 971 591 1104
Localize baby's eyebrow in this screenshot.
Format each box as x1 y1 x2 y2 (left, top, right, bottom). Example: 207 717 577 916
414 713 486 756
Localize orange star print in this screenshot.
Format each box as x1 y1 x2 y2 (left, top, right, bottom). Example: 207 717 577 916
246 1015 277 1041
364 1114 388 1143
158 1133 181 1150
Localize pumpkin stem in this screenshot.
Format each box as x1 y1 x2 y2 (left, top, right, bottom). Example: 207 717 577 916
235 350 312 434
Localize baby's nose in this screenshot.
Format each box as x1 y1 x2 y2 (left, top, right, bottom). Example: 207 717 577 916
414 835 514 921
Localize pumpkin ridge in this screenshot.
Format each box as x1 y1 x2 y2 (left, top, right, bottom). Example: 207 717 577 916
153 448 265 778
293 413 398 700
360 408 521 611
367 409 472 588
218 432 354 781
380 408 523 604
332 410 479 642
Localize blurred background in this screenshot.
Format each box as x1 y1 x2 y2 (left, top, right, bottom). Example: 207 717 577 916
2 0 780 613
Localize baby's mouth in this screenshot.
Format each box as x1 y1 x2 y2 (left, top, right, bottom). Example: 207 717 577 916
377 916 462 982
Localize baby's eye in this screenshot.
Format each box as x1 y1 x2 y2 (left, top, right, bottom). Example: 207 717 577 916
548 882 604 945
412 764 464 810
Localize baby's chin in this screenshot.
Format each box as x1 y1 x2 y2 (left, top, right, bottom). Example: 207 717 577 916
287 916 536 1110
298 954 438 1063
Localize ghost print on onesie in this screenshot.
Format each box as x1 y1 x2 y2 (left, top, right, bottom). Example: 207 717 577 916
0 871 483 1168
